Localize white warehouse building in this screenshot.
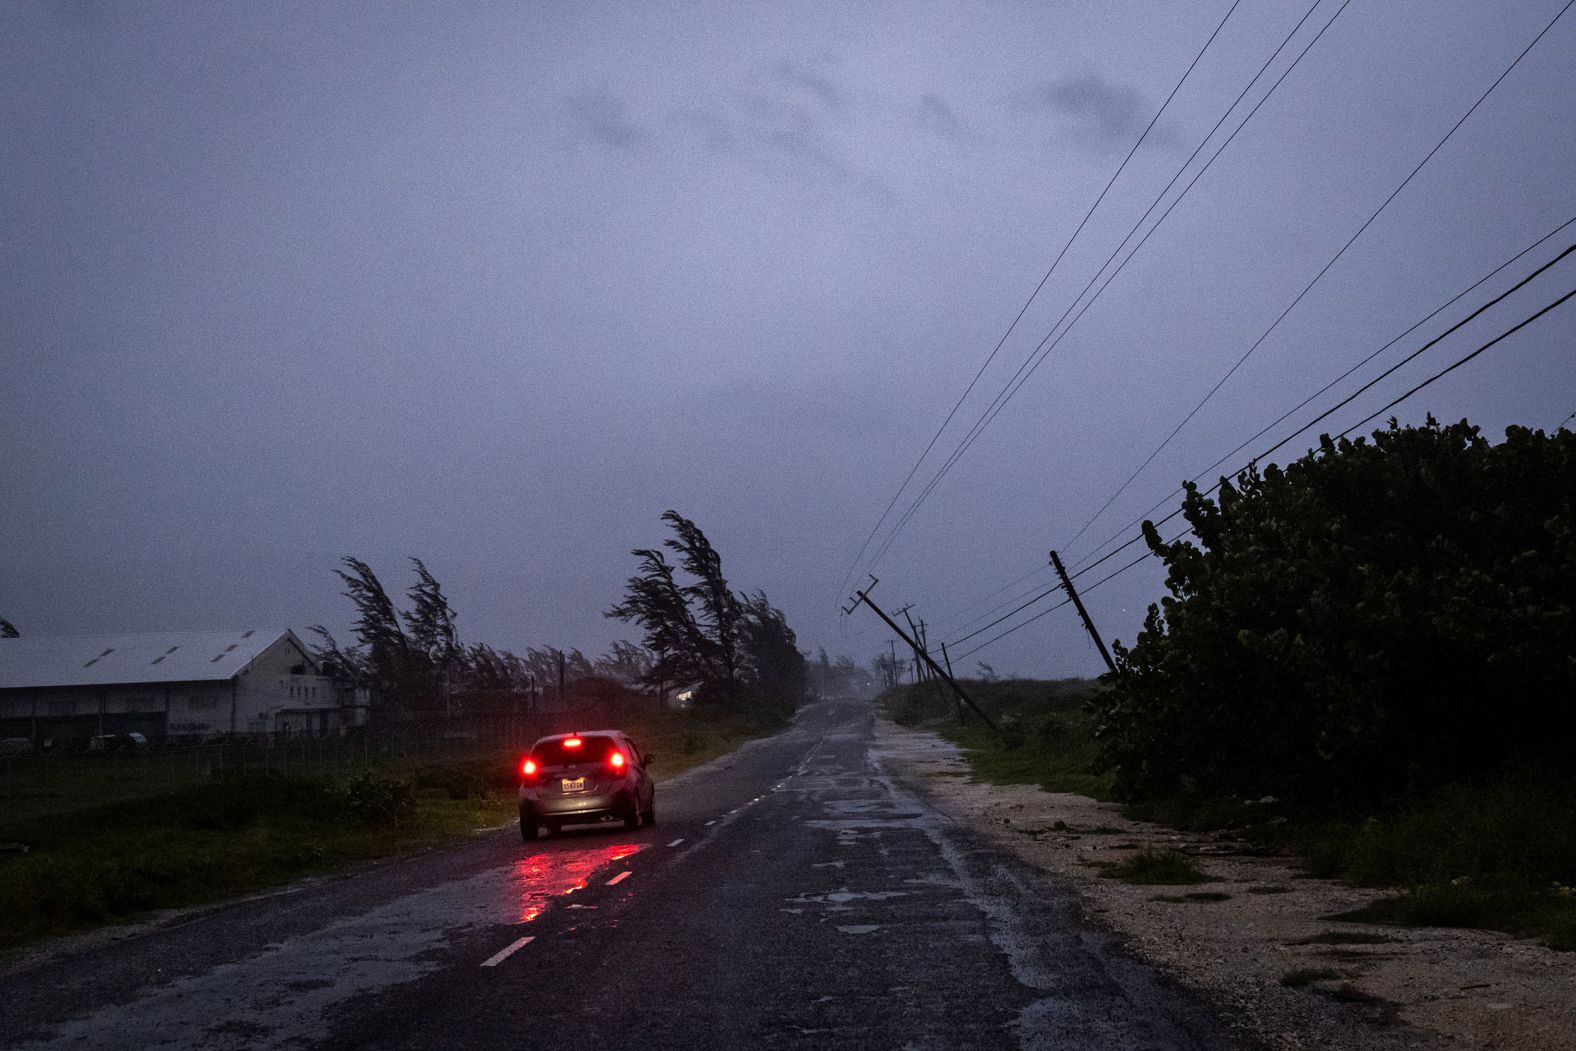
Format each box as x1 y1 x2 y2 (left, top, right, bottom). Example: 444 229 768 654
0 629 344 745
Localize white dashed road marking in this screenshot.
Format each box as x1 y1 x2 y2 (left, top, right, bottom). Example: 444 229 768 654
667 838 685 848
607 871 632 886
481 936 535 968
704 820 716 826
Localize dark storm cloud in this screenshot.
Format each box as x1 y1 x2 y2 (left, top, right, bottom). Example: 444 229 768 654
566 89 645 148
670 107 736 152
917 93 970 142
776 60 844 109
1018 72 1152 153
738 92 849 173
669 74 856 180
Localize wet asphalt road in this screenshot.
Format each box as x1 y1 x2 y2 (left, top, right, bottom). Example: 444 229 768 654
0 699 1245 1050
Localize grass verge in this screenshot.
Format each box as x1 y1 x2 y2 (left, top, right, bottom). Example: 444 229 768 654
885 678 1115 798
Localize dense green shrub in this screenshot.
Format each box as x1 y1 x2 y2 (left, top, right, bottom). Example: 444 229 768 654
335 769 417 828
1094 419 1576 808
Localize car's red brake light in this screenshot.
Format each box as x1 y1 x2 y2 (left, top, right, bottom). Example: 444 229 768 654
520 757 538 779
563 737 583 749
609 750 626 771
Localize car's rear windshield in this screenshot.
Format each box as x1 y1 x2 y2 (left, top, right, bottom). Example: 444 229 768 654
531 735 619 768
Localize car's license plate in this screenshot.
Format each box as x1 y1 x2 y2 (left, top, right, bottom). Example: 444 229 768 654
561 776 585 793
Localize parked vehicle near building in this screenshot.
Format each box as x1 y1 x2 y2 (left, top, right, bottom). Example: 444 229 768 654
87 731 148 752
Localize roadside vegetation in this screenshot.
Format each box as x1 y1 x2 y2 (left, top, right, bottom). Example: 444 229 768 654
885 418 1576 949
1101 848 1207 885
0 706 765 951
886 677 1112 798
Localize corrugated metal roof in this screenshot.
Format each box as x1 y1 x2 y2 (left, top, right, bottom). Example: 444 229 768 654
0 630 310 690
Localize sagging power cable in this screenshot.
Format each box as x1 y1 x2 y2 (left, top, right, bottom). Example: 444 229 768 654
864 0 1345 574
1068 218 1576 576
1061 0 1576 555
831 0 1245 612
959 281 1576 660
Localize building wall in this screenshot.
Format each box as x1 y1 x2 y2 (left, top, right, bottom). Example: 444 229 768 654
232 633 338 736
0 683 231 744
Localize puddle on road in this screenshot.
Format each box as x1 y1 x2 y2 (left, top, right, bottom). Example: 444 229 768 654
788 888 910 906
509 843 643 923
835 924 882 935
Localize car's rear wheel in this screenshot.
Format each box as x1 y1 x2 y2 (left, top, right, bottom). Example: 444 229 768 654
641 795 656 826
623 802 640 830
520 818 539 842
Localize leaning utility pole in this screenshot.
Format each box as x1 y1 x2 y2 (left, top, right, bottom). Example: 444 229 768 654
846 579 999 732
1050 550 1118 676
899 607 927 684
921 620 948 715
940 642 965 722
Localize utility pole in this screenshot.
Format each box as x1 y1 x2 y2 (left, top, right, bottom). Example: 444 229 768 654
899 607 927 684
845 579 999 732
940 642 965 722
922 620 948 715
1050 550 1118 676
556 649 566 706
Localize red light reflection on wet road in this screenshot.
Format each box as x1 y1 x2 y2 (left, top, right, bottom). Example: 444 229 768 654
510 842 645 923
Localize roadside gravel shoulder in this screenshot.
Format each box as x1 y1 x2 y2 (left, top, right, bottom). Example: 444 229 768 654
875 716 1576 1051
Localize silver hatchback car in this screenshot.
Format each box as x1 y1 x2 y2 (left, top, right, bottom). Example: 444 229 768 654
517 730 656 841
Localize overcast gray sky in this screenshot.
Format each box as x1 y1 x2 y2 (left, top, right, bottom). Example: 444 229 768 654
4 0 1574 678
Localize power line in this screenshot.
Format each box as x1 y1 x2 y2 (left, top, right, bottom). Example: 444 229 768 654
1061 0 1576 554
829 0 1245 612
933 564 1055 637
947 582 1064 649
1554 408 1576 432
954 279 1576 663
1068 219 1576 575
1338 284 1576 437
1069 244 1576 584
954 542 1167 662
1078 270 1576 582
862 0 1344 574
943 216 1576 614
954 595 1072 662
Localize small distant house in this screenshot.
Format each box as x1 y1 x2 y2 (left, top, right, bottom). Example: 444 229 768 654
670 681 704 709
0 629 342 745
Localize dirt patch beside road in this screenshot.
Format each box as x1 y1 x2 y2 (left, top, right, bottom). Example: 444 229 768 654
875 717 1576 1051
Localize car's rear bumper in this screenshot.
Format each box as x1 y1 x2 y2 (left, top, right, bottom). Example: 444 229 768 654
519 786 635 825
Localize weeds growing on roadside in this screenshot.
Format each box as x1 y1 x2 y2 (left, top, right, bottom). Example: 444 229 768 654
1103 848 1206 885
